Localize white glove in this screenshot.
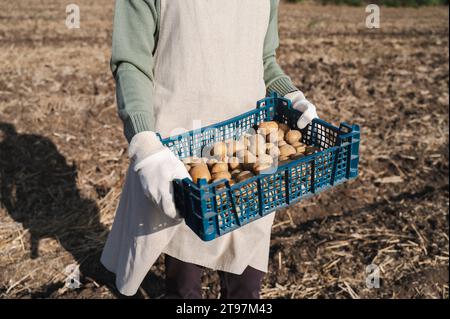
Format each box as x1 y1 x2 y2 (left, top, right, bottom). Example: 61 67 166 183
129 132 191 219
285 91 319 129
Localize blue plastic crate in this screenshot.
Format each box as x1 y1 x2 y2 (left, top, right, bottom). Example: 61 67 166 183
160 93 360 241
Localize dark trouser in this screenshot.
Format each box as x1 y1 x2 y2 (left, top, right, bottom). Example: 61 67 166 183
164 255 264 299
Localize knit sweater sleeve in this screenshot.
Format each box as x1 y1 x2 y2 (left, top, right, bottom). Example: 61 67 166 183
110 0 160 143
263 0 298 97
112 0 293 142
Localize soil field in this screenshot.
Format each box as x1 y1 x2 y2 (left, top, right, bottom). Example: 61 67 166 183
0 1 448 299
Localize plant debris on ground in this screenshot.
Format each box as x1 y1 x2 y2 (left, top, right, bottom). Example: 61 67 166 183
0 1 448 299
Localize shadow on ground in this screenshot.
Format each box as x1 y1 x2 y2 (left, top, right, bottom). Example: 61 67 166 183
0 122 164 299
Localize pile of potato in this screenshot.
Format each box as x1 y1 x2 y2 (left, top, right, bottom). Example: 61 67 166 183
182 121 318 185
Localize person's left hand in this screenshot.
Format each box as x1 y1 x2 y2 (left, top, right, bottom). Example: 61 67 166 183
285 91 319 129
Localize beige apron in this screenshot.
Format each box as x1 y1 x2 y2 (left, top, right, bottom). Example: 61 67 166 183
101 0 274 296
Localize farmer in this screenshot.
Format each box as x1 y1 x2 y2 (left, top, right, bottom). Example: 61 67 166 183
101 0 318 298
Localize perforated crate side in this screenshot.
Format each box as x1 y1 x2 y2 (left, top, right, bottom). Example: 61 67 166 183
162 94 360 241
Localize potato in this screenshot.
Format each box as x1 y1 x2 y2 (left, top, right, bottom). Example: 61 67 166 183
230 169 242 179
277 129 285 141
296 146 306 154
185 156 208 168
211 162 229 174
290 141 304 148
253 163 272 173
248 134 266 156
285 130 302 145
190 165 211 183
228 156 241 170
238 150 257 171
279 144 296 158
258 153 273 165
214 179 235 191
266 129 284 144
250 154 272 174
212 171 232 182
212 142 227 159
249 133 266 145
236 150 257 164
266 143 280 158
206 158 219 168
258 121 278 136
258 121 278 131
290 141 306 154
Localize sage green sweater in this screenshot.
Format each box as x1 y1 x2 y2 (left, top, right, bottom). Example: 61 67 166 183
111 0 298 142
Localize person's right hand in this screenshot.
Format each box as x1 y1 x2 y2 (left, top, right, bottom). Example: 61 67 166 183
129 132 190 219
